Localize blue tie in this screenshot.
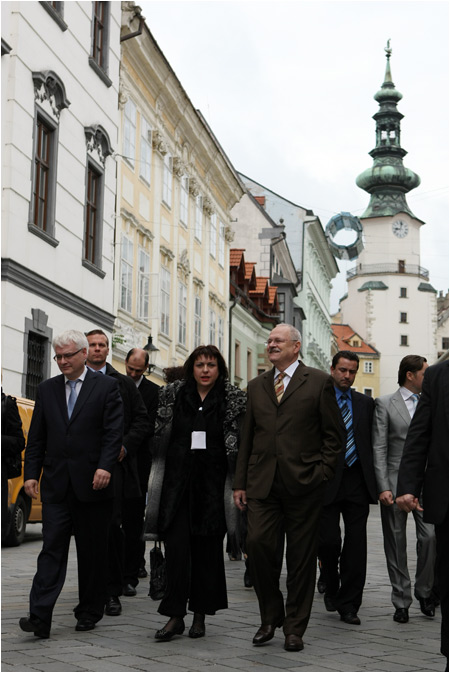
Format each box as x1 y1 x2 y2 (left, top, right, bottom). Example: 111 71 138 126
67 380 78 418
338 394 357 467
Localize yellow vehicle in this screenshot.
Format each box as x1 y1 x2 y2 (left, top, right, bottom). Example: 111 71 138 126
5 396 42 546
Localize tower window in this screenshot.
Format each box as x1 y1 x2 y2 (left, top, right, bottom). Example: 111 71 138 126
400 312 408 324
398 260 405 273
400 287 407 298
400 335 408 347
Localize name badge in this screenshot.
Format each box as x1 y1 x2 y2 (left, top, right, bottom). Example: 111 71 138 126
191 431 207 450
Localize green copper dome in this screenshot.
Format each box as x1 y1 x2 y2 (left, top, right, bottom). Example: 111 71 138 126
356 41 420 219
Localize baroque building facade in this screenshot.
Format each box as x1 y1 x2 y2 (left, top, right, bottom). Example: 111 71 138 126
1 1 121 397
239 174 339 371
340 46 437 394
113 3 244 380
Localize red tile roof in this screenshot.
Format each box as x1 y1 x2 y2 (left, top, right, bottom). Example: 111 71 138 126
331 324 378 355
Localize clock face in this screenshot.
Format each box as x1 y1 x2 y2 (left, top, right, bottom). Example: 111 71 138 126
392 220 409 238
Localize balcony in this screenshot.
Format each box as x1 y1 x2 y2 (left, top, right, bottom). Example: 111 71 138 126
347 263 429 281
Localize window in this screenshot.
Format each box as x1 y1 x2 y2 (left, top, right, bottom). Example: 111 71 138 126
235 341 241 378
218 220 225 268
247 349 252 382
180 175 189 226
83 162 105 268
39 1 67 30
120 235 133 313
442 337 449 351
123 99 137 167
160 267 171 335
139 116 152 184
178 282 187 346
398 260 406 273
218 315 224 353
90 1 111 86
278 292 285 322
195 195 203 241
400 335 409 346
209 308 216 344
352 340 359 347
364 361 373 374
26 332 47 401
363 388 373 397
32 117 53 232
162 153 172 207
137 248 150 320
210 213 217 258
400 312 408 323
400 287 407 298
194 294 202 347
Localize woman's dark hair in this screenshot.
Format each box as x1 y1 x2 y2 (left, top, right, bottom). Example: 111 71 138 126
183 345 229 380
163 366 185 383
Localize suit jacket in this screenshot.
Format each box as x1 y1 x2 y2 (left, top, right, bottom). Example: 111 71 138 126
136 376 159 486
324 390 377 505
24 369 123 503
397 360 449 525
372 389 411 497
234 361 343 498
104 363 150 498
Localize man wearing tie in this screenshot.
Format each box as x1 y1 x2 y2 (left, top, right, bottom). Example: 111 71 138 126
233 323 342 652
19 330 123 638
318 351 377 625
372 355 436 624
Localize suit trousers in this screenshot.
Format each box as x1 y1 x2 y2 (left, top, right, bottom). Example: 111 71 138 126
319 461 370 614
158 494 228 618
246 469 325 636
435 513 449 658
29 486 113 626
107 466 126 596
380 500 436 609
122 494 146 586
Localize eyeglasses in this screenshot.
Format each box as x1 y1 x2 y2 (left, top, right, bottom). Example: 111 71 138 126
53 349 83 362
264 339 298 347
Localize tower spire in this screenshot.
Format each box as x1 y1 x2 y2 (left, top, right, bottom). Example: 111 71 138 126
356 41 420 219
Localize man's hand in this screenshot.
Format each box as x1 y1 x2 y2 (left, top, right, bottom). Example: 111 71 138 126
93 469 111 490
379 490 394 506
24 479 39 500
233 489 247 511
117 446 126 462
396 493 423 513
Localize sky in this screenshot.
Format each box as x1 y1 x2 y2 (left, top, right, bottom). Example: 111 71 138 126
139 0 449 312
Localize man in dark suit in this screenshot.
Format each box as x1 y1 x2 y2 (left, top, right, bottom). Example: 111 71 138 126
397 360 449 669
233 323 342 652
19 330 123 638
85 330 149 616
123 347 159 589
318 351 377 625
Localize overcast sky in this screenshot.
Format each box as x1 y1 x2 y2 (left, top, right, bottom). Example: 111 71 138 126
139 0 449 312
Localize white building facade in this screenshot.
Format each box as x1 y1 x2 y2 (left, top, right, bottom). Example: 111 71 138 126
1 1 121 397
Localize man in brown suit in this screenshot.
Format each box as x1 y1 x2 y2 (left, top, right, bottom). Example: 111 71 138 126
233 324 342 652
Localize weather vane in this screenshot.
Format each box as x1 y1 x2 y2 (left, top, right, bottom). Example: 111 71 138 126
385 39 392 58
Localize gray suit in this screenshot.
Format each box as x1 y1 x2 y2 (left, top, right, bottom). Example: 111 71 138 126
373 389 436 609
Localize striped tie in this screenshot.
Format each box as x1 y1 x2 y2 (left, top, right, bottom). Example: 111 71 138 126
338 394 357 467
274 372 285 403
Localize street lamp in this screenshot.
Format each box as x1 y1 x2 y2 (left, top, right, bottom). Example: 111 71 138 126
143 335 159 374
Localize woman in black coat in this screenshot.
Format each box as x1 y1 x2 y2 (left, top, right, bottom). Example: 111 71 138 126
145 345 246 641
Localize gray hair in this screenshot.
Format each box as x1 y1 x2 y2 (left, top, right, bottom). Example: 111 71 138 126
276 323 302 344
53 330 88 351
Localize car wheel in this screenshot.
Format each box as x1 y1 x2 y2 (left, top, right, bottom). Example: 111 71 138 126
5 494 27 546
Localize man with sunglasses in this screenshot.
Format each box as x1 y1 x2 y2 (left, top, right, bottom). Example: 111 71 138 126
19 330 123 639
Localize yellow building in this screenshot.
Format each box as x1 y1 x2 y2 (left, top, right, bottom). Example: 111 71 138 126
112 3 244 380
331 324 380 398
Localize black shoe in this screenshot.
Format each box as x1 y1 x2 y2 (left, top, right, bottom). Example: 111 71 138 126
105 596 122 616
252 617 284 645
340 611 361 625
188 613 205 638
324 594 336 612
19 615 50 639
419 597 435 618
123 583 137 597
393 608 409 623
75 618 96 632
284 634 304 651
137 566 148 578
155 617 185 641
244 568 253 588
317 579 326 594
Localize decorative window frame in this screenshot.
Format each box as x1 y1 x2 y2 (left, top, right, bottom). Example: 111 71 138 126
39 1 67 31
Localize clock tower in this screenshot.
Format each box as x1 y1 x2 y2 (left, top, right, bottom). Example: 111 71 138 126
340 43 437 394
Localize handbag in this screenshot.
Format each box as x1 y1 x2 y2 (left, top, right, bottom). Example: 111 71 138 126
148 541 167 600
